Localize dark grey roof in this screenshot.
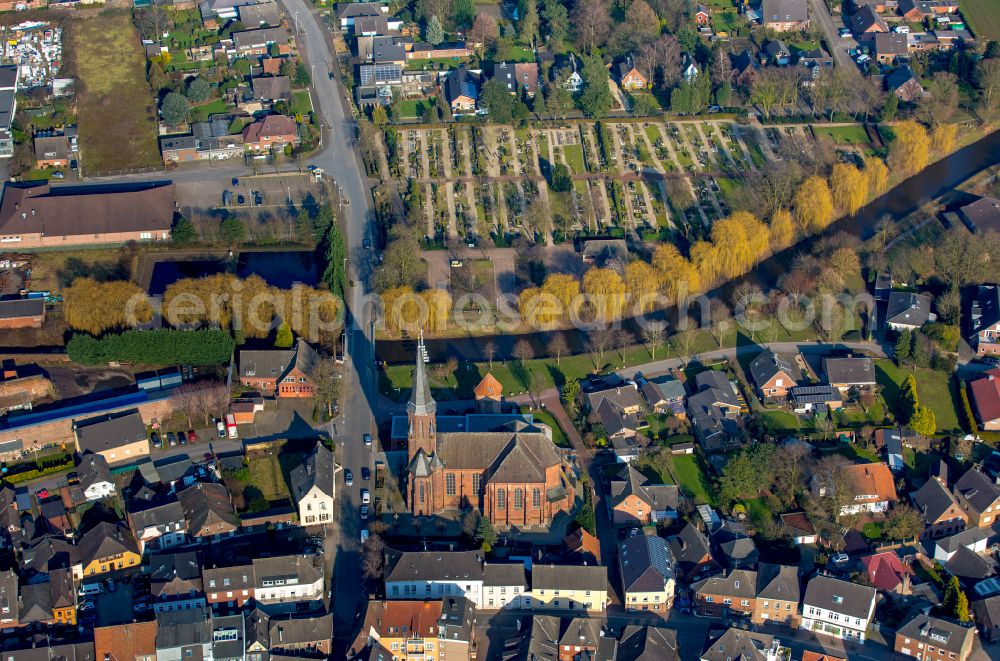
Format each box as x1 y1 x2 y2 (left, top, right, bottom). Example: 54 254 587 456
618 625 679 661
936 527 992 554
897 614 975 655
204 564 255 593
960 197 1000 234
557 617 603 649
886 291 932 327
2 644 95 661
372 35 405 63
78 452 114 492
77 521 140 565
790 384 840 404
694 371 739 405
619 534 675 593
156 606 212 647
177 482 238 535
693 568 758 600
803 575 876 620
911 477 960 525
339 2 384 20
886 65 923 93
232 27 289 50
875 32 909 56
128 492 186 535
290 442 335 500
252 76 291 100
532 564 607 592
252 554 323 586
74 409 147 455
407 340 436 416
484 562 527 587
212 613 246 660
0 298 44 320
524 614 560 660
668 523 716 575
823 357 876 386
239 339 318 382
18 581 53 623
609 464 680 512
756 564 799 602
446 67 480 104
238 1 281 26
762 0 808 22
150 551 203 597
161 135 197 152
749 349 801 389
439 596 475 643
711 520 759 568
384 549 485 583
701 628 775 661
945 545 997 580
433 431 562 482
0 64 17 89
850 5 888 32
955 468 1000 515
971 286 1000 339
154 456 196 484
586 385 645 412
269 612 333 647
595 397 641 438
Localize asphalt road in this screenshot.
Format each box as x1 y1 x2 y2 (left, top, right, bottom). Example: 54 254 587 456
806 0 861 77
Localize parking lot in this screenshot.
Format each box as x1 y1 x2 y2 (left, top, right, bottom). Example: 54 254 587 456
176 172 326 215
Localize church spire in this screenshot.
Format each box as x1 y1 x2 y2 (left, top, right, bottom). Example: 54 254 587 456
407 333 436 416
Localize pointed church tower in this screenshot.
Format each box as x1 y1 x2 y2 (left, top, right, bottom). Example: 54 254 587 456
407 334 437 461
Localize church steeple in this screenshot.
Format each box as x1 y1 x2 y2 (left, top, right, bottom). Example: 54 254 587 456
407 334 436 461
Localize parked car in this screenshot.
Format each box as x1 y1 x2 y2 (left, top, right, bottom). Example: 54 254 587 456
360 529 369 542
360 505 369 520
345 469 353 486
893 25 910 33
178 431 187 445
361 488 371 504
832 553 850 565
253 191 264 206
237 194 245 206
51 171 65 179
363 238 371 249
37 488 49 499
188 429 198 443
216 419 226 437
361 467 370 481
167 432 177 447
363 433 372 447
232 177 239 186
151 432 161 448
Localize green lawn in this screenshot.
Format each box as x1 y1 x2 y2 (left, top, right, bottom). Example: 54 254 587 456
405 56 469 71
562 143 587 174
813 125 871 145
246 453 291 502
398 99 430 119
834 443 881 463
190 97 233 123
862 521 883 540
671 454 714 505
761 409 803 433
290 90 313 116
525 408 570 447
744 496 772 528
503 46 536 62
875 360 961 433
959 0 1000 40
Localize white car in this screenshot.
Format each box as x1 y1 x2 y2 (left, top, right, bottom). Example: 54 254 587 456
361 488 371 504
832 553 850 565
893 25 910 33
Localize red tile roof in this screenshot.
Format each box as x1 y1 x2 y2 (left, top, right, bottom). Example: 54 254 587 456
242 114 297 143
861 552 912 592
802 653 846 661
970 369 1000 425
843 462 898 503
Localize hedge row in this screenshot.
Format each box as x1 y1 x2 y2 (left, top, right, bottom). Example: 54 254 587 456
67 329 235 367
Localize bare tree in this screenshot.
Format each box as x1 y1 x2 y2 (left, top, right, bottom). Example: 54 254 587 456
674 328 699 364
613 329 634 367
588 328 614 368
137 6 170 41
311 357 343 418
202 381 233 424
362 534 386 579
483 341 496 371
547 333 569 365
512 339 534 364
173 383 202 428
709 302 732 348
642 323 666 360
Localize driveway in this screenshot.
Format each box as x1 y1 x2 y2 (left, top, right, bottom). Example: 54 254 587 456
806 0 862 83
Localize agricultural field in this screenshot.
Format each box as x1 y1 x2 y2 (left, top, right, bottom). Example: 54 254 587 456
959 0 1000 41
68 11 160 173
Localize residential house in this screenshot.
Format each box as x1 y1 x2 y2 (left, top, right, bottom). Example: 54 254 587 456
232 27 289 56
128 490 188 553
238 1 282 27
800 575 877 642
618 57 648 90
252 554 324 613
0 569 17 628
687 370 742 452
710 520 759 569
695 3 710 23
350 600 444 659
445 67 480 113
827 462 898 515
802 654 846 661
618 534 676 614
886 291 933 330
731 50 759 87
268 612 334 657
765 40 791 66
78 521 141 577
482 563 528 611
0 298 45 329
19 535 81 582
38 497 71 537
155 607 213 661
669 523 721 582
895 613 976 661
969 285 1000 357
290 442 335 526
953 467 1000 527
73 409 150 465
437 596 475 661
383 549 486 608
897 0 958 21
972 595 1000 643
887 65 926 102
861 552 913 594
823 357 876 395
944 544 998 581
34 135 71 169
242 114 299 152
251 76 291 102
529 565 608 614
550 617 604 660
2 644 96 661
752 564 800 626
150 551 205 613
910 475 967 539
593 397 644 445
969 369 1000 432
762 0 810 31
371 36 406 66
693 569 758 618
238 339 318 397
563 527 601 566
850 5 889 33
958 196 1000 235
933 527 991 563
790 385 843 413
883 431 905 473
579 237 628 263
781 512 817 545
749 349 802 400
78 452 115 501
201 0 258 22
875 32 909 63
492 61 539 96
0 66 18 159
640 377 686 418
177 482 239 541
338 2 388 30
211 613 245 661
798 48 834 76
18 581 56 626
204 563 255 610
612 625 680 660
608 464 680 527
682 54 699 80
95 621 158 661
701 629 783 661
0 486 25 551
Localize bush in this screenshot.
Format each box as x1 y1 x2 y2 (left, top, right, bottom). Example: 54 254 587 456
959 379 979 434
67 329 235 366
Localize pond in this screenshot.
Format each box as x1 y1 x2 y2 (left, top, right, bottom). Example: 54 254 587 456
147 250 321 296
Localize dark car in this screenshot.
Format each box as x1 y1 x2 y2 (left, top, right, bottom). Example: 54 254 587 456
178 431 187 445
167 432 177 447
362 237 371 249
237 194 245 206
344 469 353 486
253 191 263 206
151 432 161 448
361 467 370 481
232 177 239 186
